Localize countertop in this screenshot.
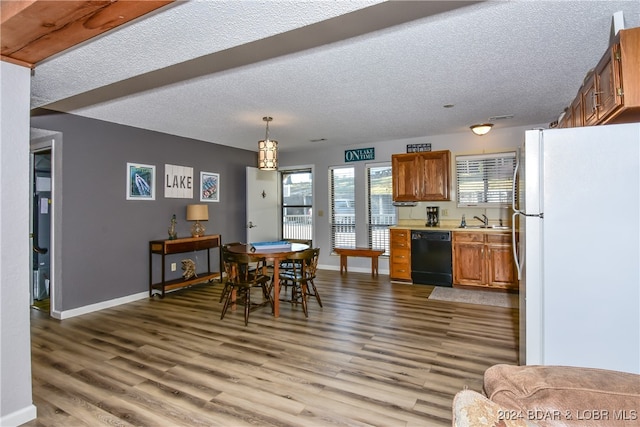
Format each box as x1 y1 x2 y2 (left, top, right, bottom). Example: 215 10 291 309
393 220 512 233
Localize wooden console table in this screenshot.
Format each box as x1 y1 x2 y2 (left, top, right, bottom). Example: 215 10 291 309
334 247 385 277
149 234 222 298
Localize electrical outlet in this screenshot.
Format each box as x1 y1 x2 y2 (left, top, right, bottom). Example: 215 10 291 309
171 262 177 272
441 208 449 217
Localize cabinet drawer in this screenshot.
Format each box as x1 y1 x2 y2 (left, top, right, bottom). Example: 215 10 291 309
391 248 410 263
453 231 484 243
391 238 410 249
486 233 511 245
390 263 412 280
390 229 410 248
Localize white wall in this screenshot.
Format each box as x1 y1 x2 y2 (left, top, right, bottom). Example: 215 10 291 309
280 123 545 273
0 61 37 425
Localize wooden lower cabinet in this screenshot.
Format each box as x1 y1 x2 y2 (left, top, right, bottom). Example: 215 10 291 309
390 228 411 281
453 231 517 290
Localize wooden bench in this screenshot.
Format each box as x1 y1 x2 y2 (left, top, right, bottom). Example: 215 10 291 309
334 247 385 277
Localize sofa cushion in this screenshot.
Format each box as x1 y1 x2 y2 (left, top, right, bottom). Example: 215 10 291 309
453 389 539 427
484 364 640 426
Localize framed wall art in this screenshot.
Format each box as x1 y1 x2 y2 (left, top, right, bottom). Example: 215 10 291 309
200 171 219 202
164 164 193 199
126 162 156 200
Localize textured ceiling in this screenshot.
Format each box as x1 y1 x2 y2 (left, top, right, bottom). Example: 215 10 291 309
30 0 640 153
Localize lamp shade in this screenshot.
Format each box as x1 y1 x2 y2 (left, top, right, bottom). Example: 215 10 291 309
258 139 278 170
470 123 494 136
186 204 208 221
258 116 278 170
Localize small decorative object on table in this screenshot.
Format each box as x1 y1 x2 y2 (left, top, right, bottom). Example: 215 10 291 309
181 259 197 280
168 214 178 240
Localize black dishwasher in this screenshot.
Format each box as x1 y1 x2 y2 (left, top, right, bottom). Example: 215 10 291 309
410 230 453 286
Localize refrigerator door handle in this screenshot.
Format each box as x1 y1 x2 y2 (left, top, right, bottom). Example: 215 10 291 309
512 148 521 214
512 211 522 280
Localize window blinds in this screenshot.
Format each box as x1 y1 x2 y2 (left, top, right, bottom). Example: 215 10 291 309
456 152 516 207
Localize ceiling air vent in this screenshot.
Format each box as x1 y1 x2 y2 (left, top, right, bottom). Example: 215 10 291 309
488 114 514 121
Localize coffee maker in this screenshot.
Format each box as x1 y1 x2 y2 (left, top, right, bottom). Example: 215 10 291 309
426 206 440 227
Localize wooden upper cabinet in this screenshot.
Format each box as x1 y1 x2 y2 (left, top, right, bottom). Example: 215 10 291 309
583 44 622 126
597 44 623 121
392 154 420 201
562 27 640 127
392 150 450 202
582 71 599 126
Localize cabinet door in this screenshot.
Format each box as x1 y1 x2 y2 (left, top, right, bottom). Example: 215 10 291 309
453 241 484 286
486 233 517 289
596 44 623 122
583 73 599 126
571 92 584 128
486 244 517 289
420 151 450 201
392 154 419 201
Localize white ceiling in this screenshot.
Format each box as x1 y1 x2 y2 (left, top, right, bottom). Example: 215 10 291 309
31 0 640 153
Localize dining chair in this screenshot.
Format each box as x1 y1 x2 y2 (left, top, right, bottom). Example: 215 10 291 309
303 247 322 308
220 246 273 326
278 239 313 271
278 248 321 317
219 242 243 303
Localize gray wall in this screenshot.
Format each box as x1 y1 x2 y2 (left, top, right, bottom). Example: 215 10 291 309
31 110 255 312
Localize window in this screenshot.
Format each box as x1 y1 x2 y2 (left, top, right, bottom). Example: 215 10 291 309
367 164 395 255
456 152 516 207
329 167 355 250
281 169 312 241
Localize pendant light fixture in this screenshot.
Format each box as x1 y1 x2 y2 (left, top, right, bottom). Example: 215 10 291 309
258 116 278 170
470 123 494 136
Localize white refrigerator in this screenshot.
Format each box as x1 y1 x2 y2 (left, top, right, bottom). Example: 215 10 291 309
513 123 640 374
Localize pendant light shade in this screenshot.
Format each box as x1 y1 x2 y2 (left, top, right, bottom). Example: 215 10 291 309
258 116 278 170
470 123 494 136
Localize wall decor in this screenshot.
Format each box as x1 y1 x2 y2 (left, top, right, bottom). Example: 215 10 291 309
345 147 375 162
407 143 431 153
126 162 155 200
200 171 220 202
164 164 193 198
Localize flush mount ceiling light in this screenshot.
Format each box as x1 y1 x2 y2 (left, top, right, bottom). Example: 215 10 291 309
258 116 278 170
470 123 494 136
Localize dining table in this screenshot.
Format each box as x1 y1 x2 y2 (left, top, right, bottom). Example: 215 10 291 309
226 242 309 318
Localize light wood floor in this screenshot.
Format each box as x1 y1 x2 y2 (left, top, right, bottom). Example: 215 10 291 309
25 270 518 427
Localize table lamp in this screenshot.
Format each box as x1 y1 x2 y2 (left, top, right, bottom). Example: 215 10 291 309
186 204 208 237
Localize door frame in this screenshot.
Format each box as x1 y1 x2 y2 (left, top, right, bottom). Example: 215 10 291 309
30 129 62 318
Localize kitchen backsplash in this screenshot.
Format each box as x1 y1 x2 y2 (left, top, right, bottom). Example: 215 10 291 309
397 201 512 227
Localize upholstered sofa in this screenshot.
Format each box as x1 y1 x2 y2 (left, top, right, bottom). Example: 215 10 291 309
452 364 640 427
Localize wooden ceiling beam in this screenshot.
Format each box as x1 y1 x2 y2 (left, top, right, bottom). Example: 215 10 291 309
1 0 174 68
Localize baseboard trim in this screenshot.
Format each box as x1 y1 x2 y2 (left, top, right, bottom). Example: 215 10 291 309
1 403 37 427
48 267 390 320
56 291 148 319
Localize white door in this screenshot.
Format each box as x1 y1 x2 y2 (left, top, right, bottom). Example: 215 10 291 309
246 166 279 243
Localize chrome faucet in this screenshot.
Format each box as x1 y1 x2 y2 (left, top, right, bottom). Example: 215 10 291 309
473 214 488 226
